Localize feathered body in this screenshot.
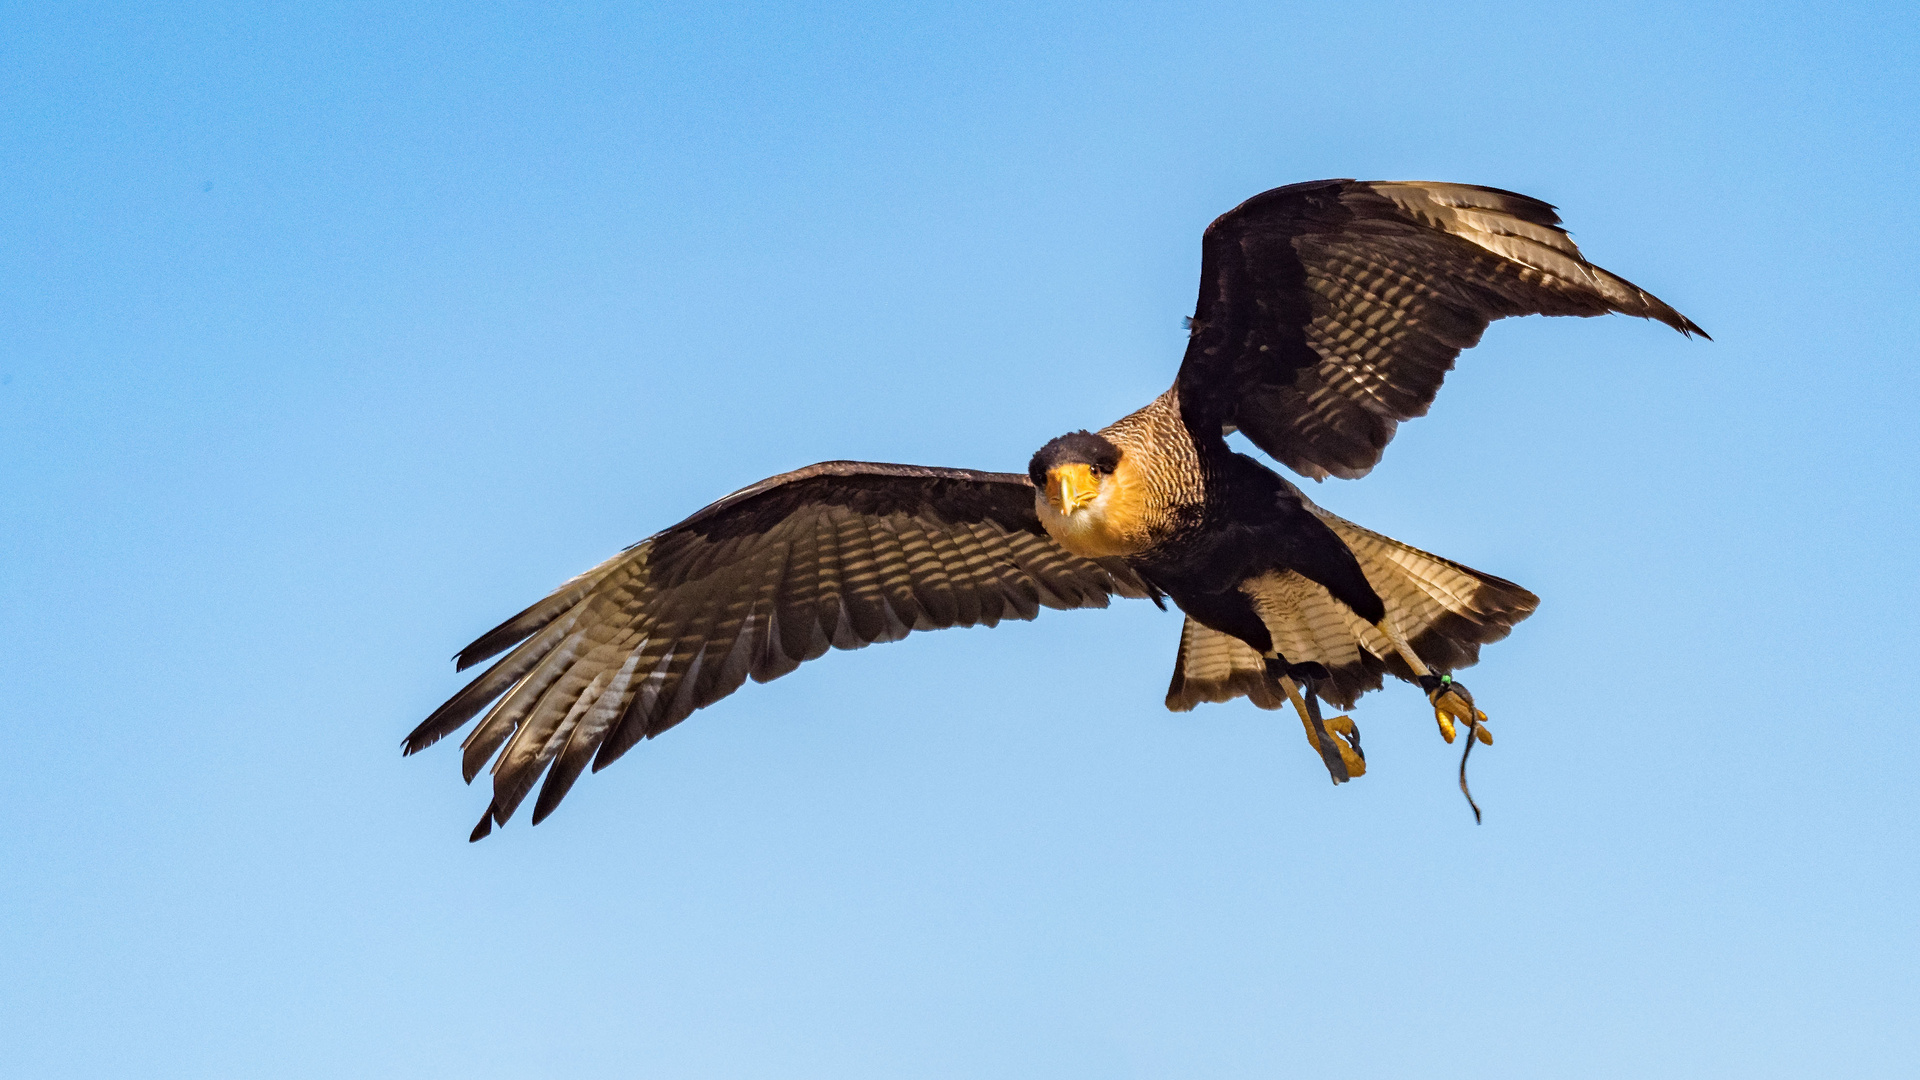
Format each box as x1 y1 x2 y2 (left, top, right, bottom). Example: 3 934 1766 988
1031 386 1535 713
1040 388 1378 631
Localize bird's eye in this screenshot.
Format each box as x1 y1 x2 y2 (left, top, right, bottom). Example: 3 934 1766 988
1090 465 1111 478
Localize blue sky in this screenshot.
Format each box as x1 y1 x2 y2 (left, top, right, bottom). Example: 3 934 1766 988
4 1 1917 1076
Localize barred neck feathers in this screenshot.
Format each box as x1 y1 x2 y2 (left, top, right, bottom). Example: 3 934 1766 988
1098 385 1207 522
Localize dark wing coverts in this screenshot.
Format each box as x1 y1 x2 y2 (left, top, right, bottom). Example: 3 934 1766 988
1178 179 1707 480
404 462 1155 837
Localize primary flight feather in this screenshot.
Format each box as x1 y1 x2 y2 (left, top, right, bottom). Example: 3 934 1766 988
406 178 1704 838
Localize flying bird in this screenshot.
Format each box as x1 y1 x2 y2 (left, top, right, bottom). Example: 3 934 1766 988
405 178 1704 838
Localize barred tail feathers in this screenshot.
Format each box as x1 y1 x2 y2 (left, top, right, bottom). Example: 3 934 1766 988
1164 510 1538 711
1165 615 1286 711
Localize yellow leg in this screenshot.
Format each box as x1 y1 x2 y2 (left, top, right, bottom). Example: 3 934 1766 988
1374 617 1431 677
1374 618 1491 746
1278 673 1366 782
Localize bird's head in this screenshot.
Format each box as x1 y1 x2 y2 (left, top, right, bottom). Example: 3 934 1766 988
1027 430 1145 558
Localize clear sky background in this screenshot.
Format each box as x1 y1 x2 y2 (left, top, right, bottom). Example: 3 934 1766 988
4 2 1917 1076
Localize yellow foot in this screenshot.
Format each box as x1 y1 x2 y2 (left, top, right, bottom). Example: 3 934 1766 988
1279 676 1366 783
1318 712 1367 779
1424 675 1493 746
1293 707 1366 781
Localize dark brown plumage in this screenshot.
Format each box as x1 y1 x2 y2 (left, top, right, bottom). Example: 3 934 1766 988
1179 180 1705 479
406 463 1156 839
408 178 1702 834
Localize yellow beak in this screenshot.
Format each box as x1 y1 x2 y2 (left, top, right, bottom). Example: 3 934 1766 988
1047 463 1099 514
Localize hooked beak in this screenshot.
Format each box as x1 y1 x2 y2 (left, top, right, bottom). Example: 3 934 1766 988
1046 463 1099 515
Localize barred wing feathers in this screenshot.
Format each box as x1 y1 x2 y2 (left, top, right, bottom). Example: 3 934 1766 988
405 461 1157 838
1178 179 1706 480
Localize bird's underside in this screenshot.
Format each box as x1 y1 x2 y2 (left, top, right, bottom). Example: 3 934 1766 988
406 178 1703 837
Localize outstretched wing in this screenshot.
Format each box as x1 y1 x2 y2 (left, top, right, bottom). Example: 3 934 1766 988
1177 179 1706 480
404 461 1157 838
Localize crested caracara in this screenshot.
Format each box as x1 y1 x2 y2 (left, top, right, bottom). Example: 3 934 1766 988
406 178 1705 837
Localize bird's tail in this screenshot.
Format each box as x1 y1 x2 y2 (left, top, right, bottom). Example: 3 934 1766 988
1165 508 1538 712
